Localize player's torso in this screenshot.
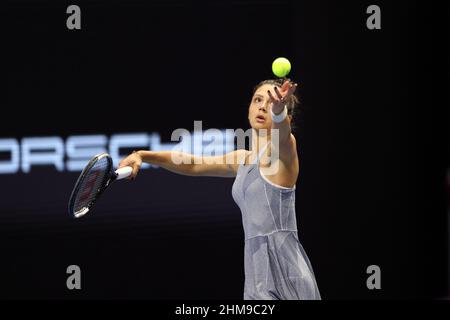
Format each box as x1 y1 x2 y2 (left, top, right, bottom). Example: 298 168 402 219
232 163 298 240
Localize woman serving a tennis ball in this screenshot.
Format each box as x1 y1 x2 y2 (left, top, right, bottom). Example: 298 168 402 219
118 58 321 300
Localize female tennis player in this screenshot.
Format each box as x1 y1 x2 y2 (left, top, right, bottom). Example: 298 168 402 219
118 79 321 300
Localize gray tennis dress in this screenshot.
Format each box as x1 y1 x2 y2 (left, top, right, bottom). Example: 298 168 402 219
231 143 321 300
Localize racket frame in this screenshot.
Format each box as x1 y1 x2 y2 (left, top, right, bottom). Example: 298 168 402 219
68 153 117 218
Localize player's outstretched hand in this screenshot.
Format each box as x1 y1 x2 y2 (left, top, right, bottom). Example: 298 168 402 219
118 151 142 180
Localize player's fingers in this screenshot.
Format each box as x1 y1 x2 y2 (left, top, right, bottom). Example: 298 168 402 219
131 164 140 180
280 83 297 102
118 160 126 169
274 86 283 100
119 158 133 169
287 82 297 95
267 90 278 103
285 84 297 101
281 80 290 92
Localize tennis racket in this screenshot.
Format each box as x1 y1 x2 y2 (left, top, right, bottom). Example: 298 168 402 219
68 153 132 218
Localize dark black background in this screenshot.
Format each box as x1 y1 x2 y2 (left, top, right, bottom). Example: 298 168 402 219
3 0 448 299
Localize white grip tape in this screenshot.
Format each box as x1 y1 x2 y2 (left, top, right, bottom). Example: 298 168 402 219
115 166 133 180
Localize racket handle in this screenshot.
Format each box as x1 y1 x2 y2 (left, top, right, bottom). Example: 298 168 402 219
115 166 133 180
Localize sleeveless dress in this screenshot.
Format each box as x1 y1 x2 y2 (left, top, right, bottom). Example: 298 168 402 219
231 143 321 300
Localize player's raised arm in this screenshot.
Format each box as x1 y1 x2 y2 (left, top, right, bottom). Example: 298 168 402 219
267 80 298 146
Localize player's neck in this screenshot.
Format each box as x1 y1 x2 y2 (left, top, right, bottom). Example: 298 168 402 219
251 136 270 156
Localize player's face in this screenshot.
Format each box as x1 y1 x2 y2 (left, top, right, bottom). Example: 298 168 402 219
248 84 278 130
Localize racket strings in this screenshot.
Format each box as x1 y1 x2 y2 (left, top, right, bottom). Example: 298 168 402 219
73 157 110 213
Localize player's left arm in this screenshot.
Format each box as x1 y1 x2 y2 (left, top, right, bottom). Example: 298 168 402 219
265 80 299 187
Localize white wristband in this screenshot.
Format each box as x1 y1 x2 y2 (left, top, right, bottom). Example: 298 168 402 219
271 105 288 123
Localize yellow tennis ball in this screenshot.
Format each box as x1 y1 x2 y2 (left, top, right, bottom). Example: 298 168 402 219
272 57 291 78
